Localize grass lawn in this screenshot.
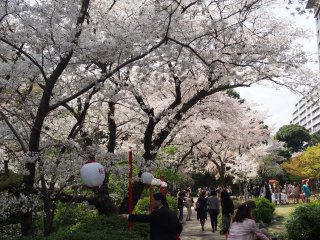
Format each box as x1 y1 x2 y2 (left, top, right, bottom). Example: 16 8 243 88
266 204 296 235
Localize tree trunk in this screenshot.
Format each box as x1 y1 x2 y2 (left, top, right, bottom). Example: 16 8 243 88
43 198 53 236
20 161 37 236
244 182 249 202
4 160 9 175
218 163 226 187
238 182 243 196
92 193 118 215
220 174 226 188
39 160 54 237
20 0 90 234
107 101 116 153
21 212 33 236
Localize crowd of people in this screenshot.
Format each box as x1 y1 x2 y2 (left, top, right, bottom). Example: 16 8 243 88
177 186 275 240
177 187 234 235
121 179 315 240
176 181 315 240
251 179 314 204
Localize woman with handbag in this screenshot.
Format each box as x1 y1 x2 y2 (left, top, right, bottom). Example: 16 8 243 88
221 189 234 239
196 190 207 231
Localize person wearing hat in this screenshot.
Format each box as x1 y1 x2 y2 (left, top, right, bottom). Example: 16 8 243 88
121 193 183 240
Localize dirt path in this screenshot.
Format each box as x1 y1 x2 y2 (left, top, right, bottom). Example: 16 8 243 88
179 204 225 240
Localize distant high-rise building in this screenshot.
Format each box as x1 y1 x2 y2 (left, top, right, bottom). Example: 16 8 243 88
290 94 320 133
307 0 320 68
289 1 320 134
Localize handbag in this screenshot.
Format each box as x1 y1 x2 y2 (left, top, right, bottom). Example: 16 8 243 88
194 202 200 211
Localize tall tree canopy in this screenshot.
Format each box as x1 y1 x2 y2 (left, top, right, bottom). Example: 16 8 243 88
168 92 270 185
282 144 320 178
275 124 311 152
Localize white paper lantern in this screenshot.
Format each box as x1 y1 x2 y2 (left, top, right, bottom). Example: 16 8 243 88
151 178 161 186
160 181 167 188
80 161 106 187
141 172 154 184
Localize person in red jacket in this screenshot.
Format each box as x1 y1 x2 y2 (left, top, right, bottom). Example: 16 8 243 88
122 193 183 240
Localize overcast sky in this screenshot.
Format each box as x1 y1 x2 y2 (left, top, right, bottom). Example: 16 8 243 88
238 1 318 134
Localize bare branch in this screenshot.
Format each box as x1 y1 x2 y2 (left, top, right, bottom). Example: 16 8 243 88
49 37 168 111
0 110 28 153
0 38 48 81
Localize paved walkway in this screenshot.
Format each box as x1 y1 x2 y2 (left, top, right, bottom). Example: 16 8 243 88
179 205 225 240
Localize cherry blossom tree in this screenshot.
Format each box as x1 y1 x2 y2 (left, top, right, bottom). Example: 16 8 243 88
226 148 262 200
0 0 318 236
165 92 270 186
226 140 286 197
114 0 317 206
0 0 176 235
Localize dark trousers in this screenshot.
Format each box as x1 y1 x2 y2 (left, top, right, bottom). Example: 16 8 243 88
178 206 183 221
208 209 218 230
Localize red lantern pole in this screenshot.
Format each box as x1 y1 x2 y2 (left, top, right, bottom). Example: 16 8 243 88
128 147 133 229
149 184 153 213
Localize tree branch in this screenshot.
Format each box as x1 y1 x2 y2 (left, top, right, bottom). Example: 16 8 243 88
0 110 28 153
0 37 48 81
167 62 182 110
49 37 168 111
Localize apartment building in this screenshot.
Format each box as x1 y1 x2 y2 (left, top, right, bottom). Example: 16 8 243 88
291 95 320 134
307 0 320 67
289 1 320 134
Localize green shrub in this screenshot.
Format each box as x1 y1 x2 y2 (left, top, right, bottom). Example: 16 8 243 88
273 232 288 240
0 172 23 191
11 215 149 240
286 202 320 240
133 197 150 214
54 202 96 229
0 224 21 240
133 195 178 214
252 198 275 224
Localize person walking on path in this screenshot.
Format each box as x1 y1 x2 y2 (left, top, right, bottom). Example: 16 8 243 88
228 204 271 240
177 192 185 221
207 190 219 232
122 193 183 240
220 189 234 239
196 190 207 231
184 193 193 221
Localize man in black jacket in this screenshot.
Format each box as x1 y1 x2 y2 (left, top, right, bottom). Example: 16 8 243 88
122 193 183 240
